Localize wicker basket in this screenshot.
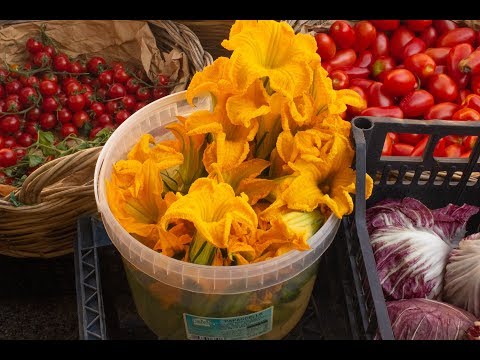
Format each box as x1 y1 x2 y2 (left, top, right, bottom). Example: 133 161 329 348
0 20 213 258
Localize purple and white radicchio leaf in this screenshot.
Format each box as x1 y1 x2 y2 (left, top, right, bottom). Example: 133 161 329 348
366 197 434 236
431 204 480 246
467 321 480 340
371 227 451 300
444 232 480 318
387 298 477 340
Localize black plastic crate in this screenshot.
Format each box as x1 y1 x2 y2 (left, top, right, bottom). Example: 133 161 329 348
74 216 354 340
342 116 480 340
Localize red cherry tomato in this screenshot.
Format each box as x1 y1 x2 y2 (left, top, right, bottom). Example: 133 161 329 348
371 32 390 58
72 111 90 128
57 108 73 124
398 133 425 146
390 26 415 61
336 66 370 79
458 89 471 104
0 115 20 134
121 95 137 111
5 80 22 95
432 20 458 35
33 51 52 67
463 136 477 151
97 114 113 127
126 78 141 94
53 53 70 72
444 143 463 158
329 20 356 49
355 50 374 68
67 94 86 112
404 53 436 80
419 26 438 48
17 133 34 147
434 65 447 75
370 56 396 81
383 69 417 97
135 87 152 102
39 113 57 130
471 75 480 96
437 28 476 47
360 106 404 118
401 38 426 60
105 101 120 114
87 57 106 75
424 102 460 120
367 82 395 107
108 83 127 99
353 21 376 51
447 43 473 89
115 110 131 125
98 70 114 87
452 107 480 121
68 61 84 74
399 90 435 118
433 138 447 157
64 81 82 96
90 102 106 118
427 74 459 103
60 123 78 138
410 136 430 157
382 134 393 156
369 20 400 31
314 32 336 61
349 78 375 93
26 38 43 54
18 86 38 106
404 20 432 32
113 68 130 84
425 47 451 66
38 80 58 96
327 49 357 70
461 94 480 113
0 148 17 167
392 143 414 156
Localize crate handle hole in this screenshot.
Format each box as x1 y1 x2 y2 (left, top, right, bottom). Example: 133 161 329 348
353 117 373 130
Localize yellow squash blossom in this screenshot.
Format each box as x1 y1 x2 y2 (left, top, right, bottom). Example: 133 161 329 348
209 158 274 205
160 178 258 265
221 20 319 99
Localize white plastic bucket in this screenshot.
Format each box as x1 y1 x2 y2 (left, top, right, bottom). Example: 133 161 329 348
94 91 341 339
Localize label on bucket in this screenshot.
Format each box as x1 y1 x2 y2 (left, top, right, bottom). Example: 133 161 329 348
183 306 273 340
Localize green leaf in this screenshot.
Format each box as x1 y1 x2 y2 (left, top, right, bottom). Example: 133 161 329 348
79 121 93 139
3 168 15 177
9 192 23 207
27 154 44 168
38 131 55 146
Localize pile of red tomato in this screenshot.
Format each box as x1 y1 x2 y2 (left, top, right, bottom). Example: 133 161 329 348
0 36 173 170
315 19 479 158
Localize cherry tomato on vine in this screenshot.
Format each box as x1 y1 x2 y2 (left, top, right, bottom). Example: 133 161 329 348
17 132 34 147
60 123 78 138
0 148 17 167
39 113 57 130
39 80 58 96
67 94 86 112
72 111 90 128
108 83 127 99
87 57 106 75
115 110 131 125
26 38 43 54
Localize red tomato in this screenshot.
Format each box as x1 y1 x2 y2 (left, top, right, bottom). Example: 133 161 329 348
105 101 120 114
336 66 370 79
68 61 84 74
17 133 34 147
89 126 103 139
371 32 390 58
360 106 404 118
471 75 480 95
392 143 414 156
383 69 417 97
461 94 480 112
121 95 137 111
410 136 429 157
382 134 393 156
370 56 396 81
458 48 480 75
18 86 38 106
97 114 113 127
404 20 432 32
452 107 480 121
26 38 43 54
24 122 38 136
0 115 20 134
434 65 447 75
126 78 141 94
0 148 17 167
425 47 450 66
90 102 106 118
113 68 130 84
427 74 459 103
87 56 106 75
53 53 70 72
437 28 476 47
369 20 400 31
390 26 415 60
353 21 376 51
32 51 52 67
404 53 436 80
399 90 435 117
419 26 438 48
461 150 472 158
57 108 72 124
39 113 57 130
3 136 16 149
60 123 78 138
355 50 374 68
331 69 350 90
5 80 22 95
327 49 357 69
349 78 375 92
434 138 447 157
108 83 127 99
65 81 82 96
83 91 95 108
424 102 460 120
458 89 471 104
367 82 395 107
401 38 427 60
98 70 114 87
72 111 90 128
115 110 131 125
329 20 356 49
135 87 152 102
314 33 336 61
463 135 477 150
432 20 458 35
38 80 58 96
5 95 21 112
398 133 424 146
447 43 473 89
444 143 463 157
67 94 86 112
